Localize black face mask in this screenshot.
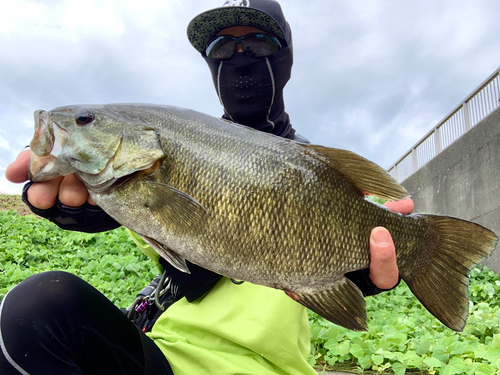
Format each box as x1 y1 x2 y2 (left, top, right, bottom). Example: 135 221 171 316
203 46 295 139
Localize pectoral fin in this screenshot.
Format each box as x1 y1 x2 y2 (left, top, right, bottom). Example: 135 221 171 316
133 180 207 273
140 235 191 274
291 278 367 331
145 180 207 235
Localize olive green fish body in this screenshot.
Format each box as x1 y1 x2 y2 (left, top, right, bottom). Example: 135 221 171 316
90 108 388 288
28 104 498 331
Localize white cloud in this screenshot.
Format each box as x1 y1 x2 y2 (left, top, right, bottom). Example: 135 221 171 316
1 0 500 194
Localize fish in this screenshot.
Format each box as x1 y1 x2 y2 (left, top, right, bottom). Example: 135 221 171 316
28 103 498 332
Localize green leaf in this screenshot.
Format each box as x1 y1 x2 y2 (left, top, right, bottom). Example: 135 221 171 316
349 344 364 359
424 357 444 368
403 351 423 368
448 341 469 355
326 355 338 366
491 333 500 346
483 347 500 362
475 364 494 375
416 340 432 355
431 344 449 362
392 362 407 375
371 354 384 365
447 357 467 374
474 344 487 359
383 350 396 360
338 341 350 357
388 332 408 345
323 339 339 354
484 286 495 295
358 354 372 369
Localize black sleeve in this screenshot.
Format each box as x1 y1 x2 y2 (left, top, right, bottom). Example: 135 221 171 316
345 268 401 297
22 181 121 233
159 257 223 303
160 257 400 303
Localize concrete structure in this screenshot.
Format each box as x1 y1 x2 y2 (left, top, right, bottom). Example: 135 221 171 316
389 68 500 184
401 107 500 272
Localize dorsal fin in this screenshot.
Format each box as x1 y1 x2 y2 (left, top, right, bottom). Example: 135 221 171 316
309 144 409 201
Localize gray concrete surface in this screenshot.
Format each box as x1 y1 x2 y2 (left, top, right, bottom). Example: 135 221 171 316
402 106 500 272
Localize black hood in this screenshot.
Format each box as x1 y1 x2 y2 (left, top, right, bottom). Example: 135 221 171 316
188 0 295 139
203 43 294 139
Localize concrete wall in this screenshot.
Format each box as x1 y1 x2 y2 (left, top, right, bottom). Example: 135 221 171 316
401 107 500 272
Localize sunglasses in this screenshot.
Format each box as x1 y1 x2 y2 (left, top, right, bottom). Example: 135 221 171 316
205 33 283 60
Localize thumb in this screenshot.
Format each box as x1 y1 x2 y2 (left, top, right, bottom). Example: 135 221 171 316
6 149 31 183
369 227 399 290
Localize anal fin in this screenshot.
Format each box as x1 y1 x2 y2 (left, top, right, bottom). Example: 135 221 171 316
293 278 367 331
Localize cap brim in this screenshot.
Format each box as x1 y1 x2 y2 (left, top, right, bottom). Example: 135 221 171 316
187 7 286 53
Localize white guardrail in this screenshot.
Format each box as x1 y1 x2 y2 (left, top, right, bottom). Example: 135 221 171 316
388 67 500 183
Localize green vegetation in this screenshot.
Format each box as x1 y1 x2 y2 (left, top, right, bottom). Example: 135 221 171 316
1 205 500 374
309 268 500 374
0 209 156 307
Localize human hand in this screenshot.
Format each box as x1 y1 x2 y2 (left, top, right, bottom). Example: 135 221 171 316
368 198 414 289
5 149 96 208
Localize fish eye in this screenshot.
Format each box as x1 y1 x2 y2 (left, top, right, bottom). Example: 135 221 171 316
75 109 95 126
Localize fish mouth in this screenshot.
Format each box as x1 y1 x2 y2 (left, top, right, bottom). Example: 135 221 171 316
76 159 164 194
28 110 74 181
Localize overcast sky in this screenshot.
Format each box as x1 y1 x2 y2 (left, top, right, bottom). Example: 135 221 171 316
1 0 500 195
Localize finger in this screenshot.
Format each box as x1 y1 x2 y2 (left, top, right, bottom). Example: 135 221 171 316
5 150 31 183
369 227 399 290
87 195 97 205
27 177 64 209
58 174 89 207
384 197 414 215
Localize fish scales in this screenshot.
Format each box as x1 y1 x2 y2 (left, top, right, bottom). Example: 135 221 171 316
28 104 498 332
145 108 365 284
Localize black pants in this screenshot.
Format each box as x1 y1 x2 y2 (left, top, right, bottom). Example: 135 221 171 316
0 271 174 375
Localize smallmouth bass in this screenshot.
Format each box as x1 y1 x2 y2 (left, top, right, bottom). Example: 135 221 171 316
28 104 498 331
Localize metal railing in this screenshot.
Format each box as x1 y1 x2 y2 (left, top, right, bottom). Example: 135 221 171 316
388 67 500 183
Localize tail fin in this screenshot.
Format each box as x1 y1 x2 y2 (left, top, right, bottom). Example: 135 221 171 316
402 215 498 332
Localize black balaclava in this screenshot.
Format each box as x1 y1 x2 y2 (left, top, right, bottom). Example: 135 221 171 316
188 0 295 139
203 44 294 138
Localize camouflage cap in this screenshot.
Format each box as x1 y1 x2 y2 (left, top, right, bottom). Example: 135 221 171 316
187 0 290 53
